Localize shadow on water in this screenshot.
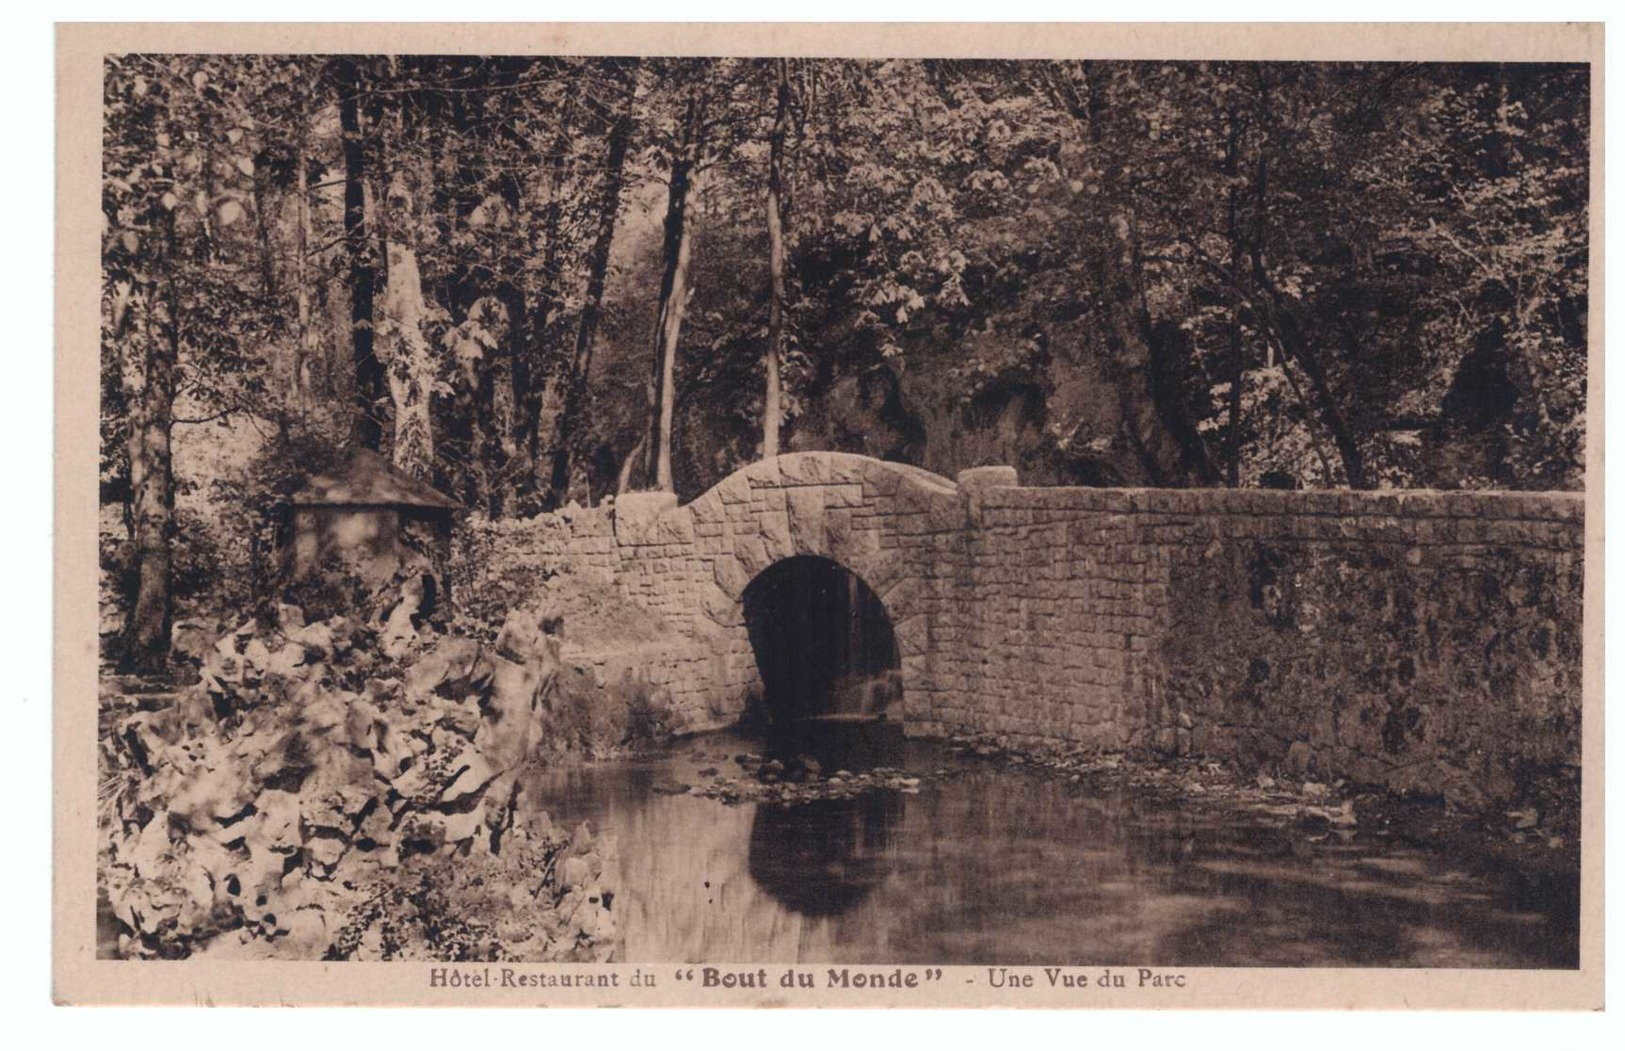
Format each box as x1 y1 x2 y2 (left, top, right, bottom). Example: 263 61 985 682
747 793 902 916
523 732 1579 967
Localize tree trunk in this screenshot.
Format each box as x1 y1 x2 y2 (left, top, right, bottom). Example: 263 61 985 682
1245 145 1364 487
1223 110 1246 487
762 58 791 460
292 115 317 409
645 92 704 493
379 199 437 480
1097 213 1206 485
250 167 277 303
118 269 176 675
1048 63 1213 486
1249 257 1366 487
336 58 384 449
543 62 637 510
519 78 580 495
1245 83 1365 488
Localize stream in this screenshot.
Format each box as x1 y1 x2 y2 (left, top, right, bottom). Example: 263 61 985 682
522 730 1578 968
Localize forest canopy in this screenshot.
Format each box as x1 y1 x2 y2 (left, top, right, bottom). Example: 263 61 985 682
101 55 1589 670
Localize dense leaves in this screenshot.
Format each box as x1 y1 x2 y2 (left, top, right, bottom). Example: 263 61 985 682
100 56 1589 644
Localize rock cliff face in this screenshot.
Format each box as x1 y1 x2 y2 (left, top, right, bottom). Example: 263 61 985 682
100 597 625 961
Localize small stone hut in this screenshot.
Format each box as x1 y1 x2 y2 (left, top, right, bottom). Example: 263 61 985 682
283 448 461 583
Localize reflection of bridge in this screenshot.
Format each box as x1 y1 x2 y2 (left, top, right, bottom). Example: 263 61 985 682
531 451 1582 803
747 792 903 916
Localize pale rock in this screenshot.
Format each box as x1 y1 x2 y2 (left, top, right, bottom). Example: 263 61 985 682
344 697 385 753
494 608 558 665
573 901 615 943
440 750 498 807
125 814 177 877
475 657 541 771
436 807 485 846
168 754 255 827
559 855 591 889
170 621 220 666
241 637 273 680
279 906 329 956
245 790 304 853
287 620 335 658
303 834 346 870
263 643 310 679
404 636 486 698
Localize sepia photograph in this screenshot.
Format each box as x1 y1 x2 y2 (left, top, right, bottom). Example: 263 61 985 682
54 21 1601 1009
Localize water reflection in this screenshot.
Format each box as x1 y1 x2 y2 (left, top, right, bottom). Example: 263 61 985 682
747 793 902 916
523 734 1578 968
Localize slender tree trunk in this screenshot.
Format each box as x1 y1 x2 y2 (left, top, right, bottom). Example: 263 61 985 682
1224 111 1246 487
519 79 580 494
292 113 317 409
543 62 637 510
762 58 791 460
251 169 277 302
645 92 704 493
1245 82 1365 488
492 281 526 515
1249 256 1365 487
336 58 384 449
1246 149 1363 487
616 434 646 498
118 263 176 674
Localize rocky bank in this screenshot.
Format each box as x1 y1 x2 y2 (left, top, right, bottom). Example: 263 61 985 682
98 589 639 962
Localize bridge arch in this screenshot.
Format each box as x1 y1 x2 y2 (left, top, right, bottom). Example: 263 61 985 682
741 553 901 728
611 452 965 733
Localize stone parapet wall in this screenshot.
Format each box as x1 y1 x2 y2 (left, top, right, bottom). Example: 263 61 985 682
456 454 1584 803
952 482 1584 804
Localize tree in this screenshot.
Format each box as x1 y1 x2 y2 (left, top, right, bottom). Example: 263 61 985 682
762 58 793 459
642 75 708 493
333 56 386 450
377 176 440 479
103 56 270 671
98 56 1590 668
542 59 640 510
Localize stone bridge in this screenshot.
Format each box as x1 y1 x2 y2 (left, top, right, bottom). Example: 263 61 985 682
461 451 1584 804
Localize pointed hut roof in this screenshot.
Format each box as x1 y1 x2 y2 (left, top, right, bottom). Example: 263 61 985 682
290 448 461 511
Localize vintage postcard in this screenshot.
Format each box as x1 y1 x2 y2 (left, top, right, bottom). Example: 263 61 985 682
55 21 1603 1008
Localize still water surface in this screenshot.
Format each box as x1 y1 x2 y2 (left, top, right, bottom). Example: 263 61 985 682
523 732 1577 968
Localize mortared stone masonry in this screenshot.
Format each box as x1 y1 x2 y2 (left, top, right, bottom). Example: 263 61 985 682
456 452 1584 804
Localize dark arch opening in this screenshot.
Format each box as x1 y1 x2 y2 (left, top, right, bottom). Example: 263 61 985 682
742 555 902 747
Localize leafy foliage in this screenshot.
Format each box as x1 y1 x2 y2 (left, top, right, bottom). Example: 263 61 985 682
100 56 1589 633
